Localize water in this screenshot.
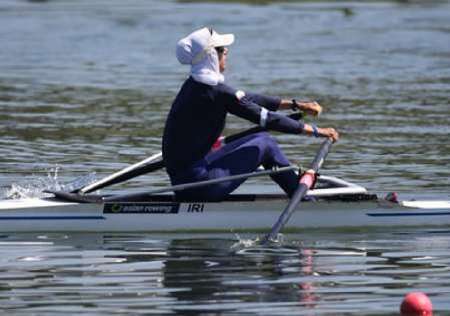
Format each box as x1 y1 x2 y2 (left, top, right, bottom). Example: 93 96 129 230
0 0 449 314
1 231 450 314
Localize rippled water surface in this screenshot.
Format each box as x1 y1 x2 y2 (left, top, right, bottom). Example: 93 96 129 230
1 231 450 315
0 0 449 314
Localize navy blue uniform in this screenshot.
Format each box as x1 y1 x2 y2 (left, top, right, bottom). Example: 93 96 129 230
162 77 305 201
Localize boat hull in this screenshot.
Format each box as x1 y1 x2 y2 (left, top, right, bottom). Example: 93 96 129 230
0 196 449 232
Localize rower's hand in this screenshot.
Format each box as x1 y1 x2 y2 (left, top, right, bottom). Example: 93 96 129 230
318 127 339 143
296 101 322 117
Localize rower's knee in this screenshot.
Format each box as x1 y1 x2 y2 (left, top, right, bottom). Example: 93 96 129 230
253 132 291 169
258 133 283 160
254 132 278 149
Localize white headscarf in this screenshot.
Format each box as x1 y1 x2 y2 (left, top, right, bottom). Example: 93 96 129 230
176 27 234 86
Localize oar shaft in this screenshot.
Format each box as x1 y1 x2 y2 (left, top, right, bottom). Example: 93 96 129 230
262 184 308 243
309 138 332 171
104 166 298 202
261 138 333 244
76 153 163 194
224 112 303 144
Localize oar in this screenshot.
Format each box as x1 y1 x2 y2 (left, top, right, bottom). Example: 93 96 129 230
222 112 303 144
260 138 333 244
72 112 304 194
47 165 299 203
73 152 163 194
103 165 299 202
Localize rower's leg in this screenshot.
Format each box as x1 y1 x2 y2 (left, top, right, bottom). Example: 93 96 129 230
202 132 298 200
251 132 298 197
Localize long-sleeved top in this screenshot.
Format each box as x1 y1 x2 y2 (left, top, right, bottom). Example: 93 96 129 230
162 77 305 176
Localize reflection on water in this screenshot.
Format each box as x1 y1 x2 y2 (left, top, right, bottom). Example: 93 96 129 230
0 230 449 314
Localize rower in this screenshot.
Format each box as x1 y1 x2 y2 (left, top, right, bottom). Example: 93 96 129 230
162 27 339 201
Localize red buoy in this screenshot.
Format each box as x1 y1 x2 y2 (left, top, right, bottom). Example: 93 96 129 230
400 292 433 316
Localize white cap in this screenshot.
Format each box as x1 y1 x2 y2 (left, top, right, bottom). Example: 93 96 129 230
176 27 234 65
210 28 235 48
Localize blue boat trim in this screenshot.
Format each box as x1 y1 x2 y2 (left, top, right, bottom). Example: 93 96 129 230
0 216 105 220
367 212 450 217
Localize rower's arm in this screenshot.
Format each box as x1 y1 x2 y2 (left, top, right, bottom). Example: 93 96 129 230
232 91 322 116
244 92 281 111
279 99 323 116
303 124 339 142
226 97 338 141
218 84 338 141
222 89 305 134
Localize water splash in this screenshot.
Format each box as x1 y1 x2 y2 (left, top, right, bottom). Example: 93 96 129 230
230 233 260 251
230 233 300 256
3 167 97 199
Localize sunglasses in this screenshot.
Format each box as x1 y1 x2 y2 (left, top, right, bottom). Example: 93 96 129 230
215 46 225 54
